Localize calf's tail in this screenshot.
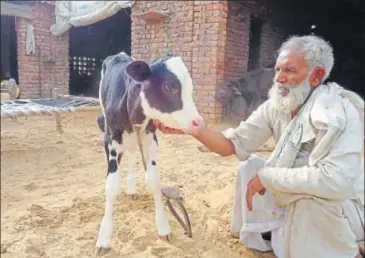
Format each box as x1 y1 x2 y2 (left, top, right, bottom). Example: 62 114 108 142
97 113 105 133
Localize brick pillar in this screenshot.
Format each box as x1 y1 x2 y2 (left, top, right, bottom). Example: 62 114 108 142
131 1 194 65
131 0 229 124
16 3 69 99
223 2 251 86
191 1 228 124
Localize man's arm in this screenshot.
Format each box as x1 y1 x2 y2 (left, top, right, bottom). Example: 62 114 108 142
196 100 275 160
258 95 363 201
192 129 235 157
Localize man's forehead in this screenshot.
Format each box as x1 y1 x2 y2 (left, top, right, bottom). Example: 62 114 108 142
276 50 306 67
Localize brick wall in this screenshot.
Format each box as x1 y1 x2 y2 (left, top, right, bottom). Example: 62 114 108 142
131 1 228 123
223 2 250 87
191 1 228 123
16 2 69 99
131 0 286 123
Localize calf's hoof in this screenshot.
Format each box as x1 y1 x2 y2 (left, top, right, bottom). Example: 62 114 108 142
158 234 171 242
95 247 111 256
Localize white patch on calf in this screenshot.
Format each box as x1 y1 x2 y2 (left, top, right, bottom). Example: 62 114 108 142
126 150 136 196
141 132 171 236
140 56 202 131
96 169 121 250
99 68 106 117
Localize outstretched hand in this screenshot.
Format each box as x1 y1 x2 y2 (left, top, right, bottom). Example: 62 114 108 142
153 118 206 137
153 120 185 134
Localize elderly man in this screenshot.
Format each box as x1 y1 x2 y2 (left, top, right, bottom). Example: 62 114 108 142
154 35 364 258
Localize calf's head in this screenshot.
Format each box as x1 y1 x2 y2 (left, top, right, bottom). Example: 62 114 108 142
126 55 202 132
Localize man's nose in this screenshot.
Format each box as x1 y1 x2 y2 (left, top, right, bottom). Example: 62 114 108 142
275 74 287 84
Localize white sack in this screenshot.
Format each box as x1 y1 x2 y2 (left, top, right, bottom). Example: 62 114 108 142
50 1 134 36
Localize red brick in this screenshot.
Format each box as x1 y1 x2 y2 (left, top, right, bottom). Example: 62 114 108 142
16 3 69 99
130 0 284 123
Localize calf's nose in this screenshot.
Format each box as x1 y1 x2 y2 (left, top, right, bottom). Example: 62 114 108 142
192 117 204 127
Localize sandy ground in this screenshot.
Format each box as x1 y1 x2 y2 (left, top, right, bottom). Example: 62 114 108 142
1 110 276 258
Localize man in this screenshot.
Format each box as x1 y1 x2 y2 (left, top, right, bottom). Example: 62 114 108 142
154 35 364 258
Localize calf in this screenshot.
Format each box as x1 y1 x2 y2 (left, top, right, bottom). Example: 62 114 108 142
95 52 202 255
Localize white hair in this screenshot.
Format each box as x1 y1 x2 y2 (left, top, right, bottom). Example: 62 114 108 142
277 35 334 81
269 74 312 114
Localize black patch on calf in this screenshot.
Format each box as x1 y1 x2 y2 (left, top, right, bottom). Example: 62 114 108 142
97 113 105 132
128 84 146 126
104 134 111 163
151 160 156 166
108 159 118 173
145 119 156 133
145 119 158 145
153 133 158 145
126 61 152 83
100 52 134 137
110 149 117 157
142 58 183 113
111 129 123 145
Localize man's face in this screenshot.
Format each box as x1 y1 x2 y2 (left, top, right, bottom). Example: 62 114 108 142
268 50 315 114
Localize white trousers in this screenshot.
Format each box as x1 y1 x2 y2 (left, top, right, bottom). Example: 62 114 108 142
230 155 365 258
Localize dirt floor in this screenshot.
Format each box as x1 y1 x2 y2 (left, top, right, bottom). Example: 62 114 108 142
1 110 276 258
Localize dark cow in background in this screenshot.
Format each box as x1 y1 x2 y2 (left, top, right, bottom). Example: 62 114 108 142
216 66 275 122
95 52 202 255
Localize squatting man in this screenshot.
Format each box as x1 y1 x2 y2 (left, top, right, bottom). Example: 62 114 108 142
154 35 365 258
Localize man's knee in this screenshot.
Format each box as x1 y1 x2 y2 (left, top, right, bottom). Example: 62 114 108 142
343 199 364 241
237 155 266 181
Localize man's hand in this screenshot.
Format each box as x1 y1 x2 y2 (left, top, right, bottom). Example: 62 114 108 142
246 173 266 211
153 118 207 137
153 120 185 134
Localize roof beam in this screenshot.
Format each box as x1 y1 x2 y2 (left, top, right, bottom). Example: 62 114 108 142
1 2 33 19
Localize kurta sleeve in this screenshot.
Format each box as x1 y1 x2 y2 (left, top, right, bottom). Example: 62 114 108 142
259 94 364 201
221 100 274 161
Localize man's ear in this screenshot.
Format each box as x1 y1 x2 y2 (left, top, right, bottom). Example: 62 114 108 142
310 67 326 88
315 67 325 81
126 61 151 82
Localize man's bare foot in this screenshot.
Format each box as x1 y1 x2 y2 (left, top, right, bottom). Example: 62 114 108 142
358 241 364 256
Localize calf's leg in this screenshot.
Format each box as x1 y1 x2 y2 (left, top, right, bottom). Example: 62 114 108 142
141 131 171 239
126 150 137 198
96 133 123 255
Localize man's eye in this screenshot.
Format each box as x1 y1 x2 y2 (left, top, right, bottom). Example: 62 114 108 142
285 67 296 73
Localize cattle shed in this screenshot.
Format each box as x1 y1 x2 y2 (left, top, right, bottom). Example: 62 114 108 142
1 0 364 124
68 8 131 98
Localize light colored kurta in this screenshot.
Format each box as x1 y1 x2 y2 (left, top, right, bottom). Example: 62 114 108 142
222 83 364 258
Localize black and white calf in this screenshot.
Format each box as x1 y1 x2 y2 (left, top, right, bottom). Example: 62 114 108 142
95 52 202 255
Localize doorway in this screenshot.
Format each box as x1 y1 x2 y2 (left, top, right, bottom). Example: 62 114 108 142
68 8 131 97
1 15 18 82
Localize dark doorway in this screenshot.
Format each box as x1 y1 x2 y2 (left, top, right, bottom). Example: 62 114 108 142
269 0 365 98
247 16 263 71
1 15 18 83
69 8 131 97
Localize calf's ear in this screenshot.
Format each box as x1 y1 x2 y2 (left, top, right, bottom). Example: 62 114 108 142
126 61 152 82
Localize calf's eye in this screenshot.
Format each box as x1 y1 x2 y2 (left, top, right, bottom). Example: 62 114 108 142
164 82 178 93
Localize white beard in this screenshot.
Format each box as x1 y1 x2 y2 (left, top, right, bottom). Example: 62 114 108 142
268 77 312 114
